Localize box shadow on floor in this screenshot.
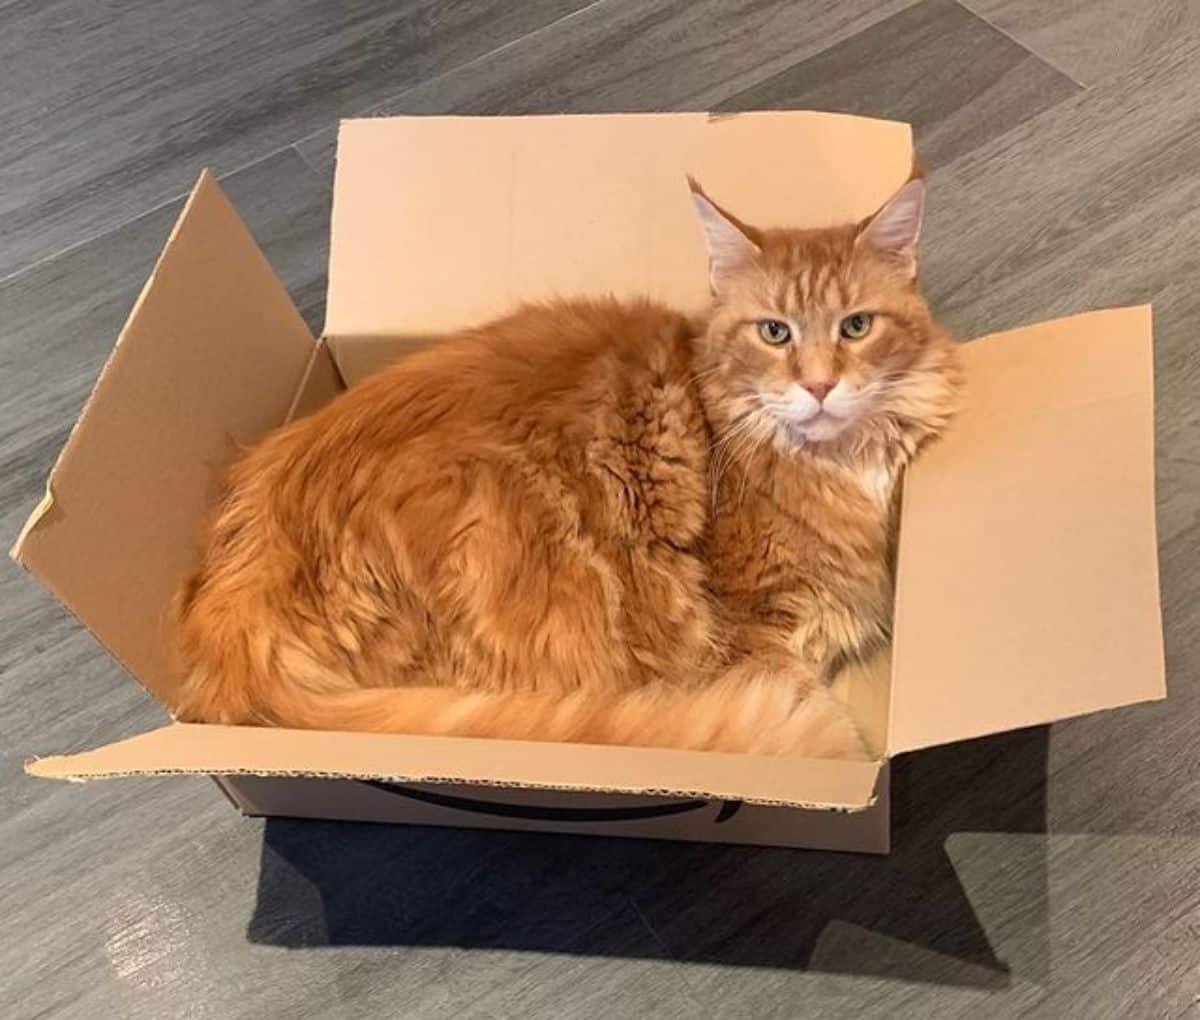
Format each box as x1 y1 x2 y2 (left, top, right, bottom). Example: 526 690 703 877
246 727 1049 988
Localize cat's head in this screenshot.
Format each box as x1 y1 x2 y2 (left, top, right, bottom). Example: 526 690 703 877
690 175 960 460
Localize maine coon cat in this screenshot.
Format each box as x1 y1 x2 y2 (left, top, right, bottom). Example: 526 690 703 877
172 175 960 759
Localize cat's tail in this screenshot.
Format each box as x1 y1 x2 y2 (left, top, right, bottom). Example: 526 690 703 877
223 674 870 760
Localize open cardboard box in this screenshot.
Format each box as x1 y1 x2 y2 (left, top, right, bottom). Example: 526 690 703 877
11 112 1165 853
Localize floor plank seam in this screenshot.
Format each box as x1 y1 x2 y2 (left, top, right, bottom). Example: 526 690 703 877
0 141 326 292
0 185 196 290
0 0 608 292
711 0 932 109
954 0 1088 89
290 141 330 181
291 0 615 152
626 894 676 960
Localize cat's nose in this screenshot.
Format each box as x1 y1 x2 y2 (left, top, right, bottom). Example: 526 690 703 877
802 380 835 403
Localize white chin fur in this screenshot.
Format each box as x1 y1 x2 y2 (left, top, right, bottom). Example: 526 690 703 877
796 415 849 442
772 412 853 447
772 381 861 444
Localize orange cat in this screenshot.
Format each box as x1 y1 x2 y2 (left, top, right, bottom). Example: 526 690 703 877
172 176 960 759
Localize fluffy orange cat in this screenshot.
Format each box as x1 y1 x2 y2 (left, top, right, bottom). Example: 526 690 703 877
173 176 960 759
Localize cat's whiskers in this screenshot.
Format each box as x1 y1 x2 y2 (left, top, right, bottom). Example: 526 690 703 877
708 426 752 508
708 409 764 515
732 413 776 511
710 408 774 515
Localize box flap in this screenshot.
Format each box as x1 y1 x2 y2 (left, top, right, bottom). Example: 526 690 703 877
10 172 314 706
27 723 883 811
887 306 1164 755
325 112 913 340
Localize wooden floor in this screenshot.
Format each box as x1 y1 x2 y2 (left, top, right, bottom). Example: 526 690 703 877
2 1 1198 1017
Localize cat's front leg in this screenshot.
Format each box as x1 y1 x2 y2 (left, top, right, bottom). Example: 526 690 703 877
788 595 890 680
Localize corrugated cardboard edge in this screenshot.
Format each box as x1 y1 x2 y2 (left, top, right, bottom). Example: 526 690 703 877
25 758 879 813
9 488 55 564
9 171 215 566
24 723 882 812
27 759 876 812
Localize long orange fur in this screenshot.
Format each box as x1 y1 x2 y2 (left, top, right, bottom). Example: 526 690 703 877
172 176 960 759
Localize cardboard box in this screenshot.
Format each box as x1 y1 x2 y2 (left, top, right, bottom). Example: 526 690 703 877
12 112 1165 853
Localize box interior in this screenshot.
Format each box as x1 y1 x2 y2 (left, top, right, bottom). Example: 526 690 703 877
324 112 914 341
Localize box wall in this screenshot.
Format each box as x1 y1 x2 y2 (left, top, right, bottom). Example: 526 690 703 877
221 769 891 853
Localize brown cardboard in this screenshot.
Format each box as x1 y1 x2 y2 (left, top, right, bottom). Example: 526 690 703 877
216 773 891 853
11 112 1166 854
286 339 345 422
889 306 1163 752
325 113 914 340
326 335 432 389
10 171 315 704
26 722 884 811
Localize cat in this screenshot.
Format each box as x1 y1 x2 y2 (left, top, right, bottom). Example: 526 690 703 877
172 174 960 760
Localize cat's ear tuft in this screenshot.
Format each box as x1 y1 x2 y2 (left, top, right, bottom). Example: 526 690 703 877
857 177 925 276
688 177 760 294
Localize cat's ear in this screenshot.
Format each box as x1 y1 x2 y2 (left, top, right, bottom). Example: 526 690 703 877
857 177 925 276
688 177 761 294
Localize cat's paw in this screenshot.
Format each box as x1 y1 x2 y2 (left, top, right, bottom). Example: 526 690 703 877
789 605 887 676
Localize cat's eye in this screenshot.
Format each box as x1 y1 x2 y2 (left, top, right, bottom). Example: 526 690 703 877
757 319 792 345
839 313 874 341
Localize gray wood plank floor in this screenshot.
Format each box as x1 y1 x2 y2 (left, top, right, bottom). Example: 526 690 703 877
2 2 1197 1017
